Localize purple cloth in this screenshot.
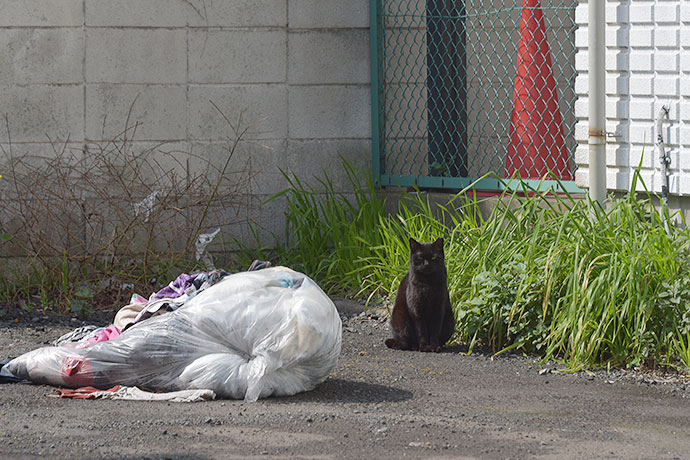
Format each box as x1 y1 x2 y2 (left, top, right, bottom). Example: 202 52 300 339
151 273 197 301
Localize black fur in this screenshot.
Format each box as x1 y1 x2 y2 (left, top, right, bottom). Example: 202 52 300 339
385 237 455 352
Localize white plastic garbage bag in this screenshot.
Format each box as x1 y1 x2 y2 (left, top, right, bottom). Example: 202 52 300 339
6 267 342 401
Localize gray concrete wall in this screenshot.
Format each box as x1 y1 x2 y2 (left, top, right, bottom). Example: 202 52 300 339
0 0 372 255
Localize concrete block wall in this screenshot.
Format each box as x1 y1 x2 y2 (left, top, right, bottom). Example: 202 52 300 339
0 0 372 249
575 0 690 196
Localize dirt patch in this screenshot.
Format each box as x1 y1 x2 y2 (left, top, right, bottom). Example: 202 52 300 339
1 305 690 459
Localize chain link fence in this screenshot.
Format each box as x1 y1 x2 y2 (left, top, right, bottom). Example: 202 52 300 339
371 0 578 190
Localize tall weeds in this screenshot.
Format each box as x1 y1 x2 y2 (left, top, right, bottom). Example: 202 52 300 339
247 159 690 371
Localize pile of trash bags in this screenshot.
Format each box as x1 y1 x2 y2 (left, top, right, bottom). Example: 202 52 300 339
3 266 342 401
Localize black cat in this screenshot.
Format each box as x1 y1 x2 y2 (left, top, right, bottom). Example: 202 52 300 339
385 237 455 352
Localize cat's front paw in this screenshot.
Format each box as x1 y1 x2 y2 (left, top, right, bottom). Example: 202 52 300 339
419 344 440 353
385 338 403 350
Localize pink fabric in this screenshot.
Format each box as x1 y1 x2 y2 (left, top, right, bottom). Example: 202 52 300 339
87 326 121 344
55 385 120 399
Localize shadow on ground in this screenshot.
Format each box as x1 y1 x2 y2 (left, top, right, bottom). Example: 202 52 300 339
271 378 413 404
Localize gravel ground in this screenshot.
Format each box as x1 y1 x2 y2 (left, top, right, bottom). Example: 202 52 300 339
2 301 690 460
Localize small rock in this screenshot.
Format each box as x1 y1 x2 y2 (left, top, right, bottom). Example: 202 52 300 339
409 441 432 449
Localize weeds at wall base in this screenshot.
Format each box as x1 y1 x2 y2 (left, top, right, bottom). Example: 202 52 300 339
0 105 259 316
239 159 690 373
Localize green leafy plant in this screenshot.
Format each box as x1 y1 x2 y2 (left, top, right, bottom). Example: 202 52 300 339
240 158 690 372
70 286 93 318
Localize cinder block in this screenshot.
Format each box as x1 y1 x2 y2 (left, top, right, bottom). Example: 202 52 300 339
630 52 653 71
286 139 371 192
0 142 84 172
85 85 187 142
575 51 588 71
288 30 370 84
606 25 630 48
654 76 679 96
0 29 83 84
232 193 288 247
86 0 189 27
81 141 192 192
86 29 186 84
629 4 654 24
0 85 83 143
606 96 629 120
629 76 654 95
288 85 371 139
574 167 589 189
680 77 690 97
0 0 82 26
188 0 286 27
606 75 629 96
613 122 631 144
676 174 690 196
681 28 690 48
629 100 655 120
682 53 690 72
606 3 629 24
187 85 289 141
574 75 589 95
628 121 653 144
629 27 653 48
655 4 679 24
609 145 630 167
189 30 287 84
574 120 589 143
191 140 288 196
288 0 368 28
574 4 588 26
606 51 629 72
664 125 680 147
574 97 589 116
654 52 679 73
682 2 690 22
574 29 588 49
204 193 288 250
681 126 690 147
655 28 679 48
574 144 588 165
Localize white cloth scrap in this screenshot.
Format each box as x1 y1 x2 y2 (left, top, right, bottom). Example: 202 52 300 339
94 386 215 402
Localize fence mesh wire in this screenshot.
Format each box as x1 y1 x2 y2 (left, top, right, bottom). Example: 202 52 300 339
374 0 578 188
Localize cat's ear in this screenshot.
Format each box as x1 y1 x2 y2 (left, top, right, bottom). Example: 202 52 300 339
409 237 420 250
434 237 444 248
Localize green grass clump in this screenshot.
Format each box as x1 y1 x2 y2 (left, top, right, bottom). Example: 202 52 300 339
242 159 690 372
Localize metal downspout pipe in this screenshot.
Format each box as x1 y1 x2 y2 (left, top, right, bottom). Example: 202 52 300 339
588 0 606 206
